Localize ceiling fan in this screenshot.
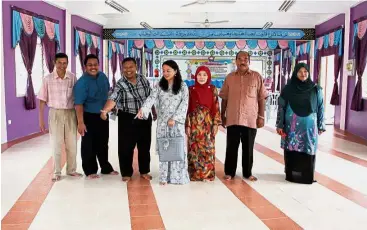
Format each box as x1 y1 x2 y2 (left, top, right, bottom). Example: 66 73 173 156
184 14 229 27
181 0 236 8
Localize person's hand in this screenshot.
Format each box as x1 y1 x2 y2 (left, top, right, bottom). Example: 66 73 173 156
78 123 87 136
318 130 325 135
221 115 226 128
276 128 287 138
100 110 108 120
168 119 175 127
135 109 144 120
185 127 190 136
257 117 265 128
39 120 46 133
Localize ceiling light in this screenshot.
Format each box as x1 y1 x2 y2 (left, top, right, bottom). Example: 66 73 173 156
278 0 296 12
262 22 273 30
140 22 153 30
105 0 130 13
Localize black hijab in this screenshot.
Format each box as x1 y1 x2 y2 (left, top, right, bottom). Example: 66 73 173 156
281 63 318 117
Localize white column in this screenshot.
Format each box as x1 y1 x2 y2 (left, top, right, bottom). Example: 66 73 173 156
310 41 315 81
340 10 350 130
0 1 8 144
65 11 72 71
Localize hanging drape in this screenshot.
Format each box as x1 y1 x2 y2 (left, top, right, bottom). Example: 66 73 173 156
74 28 101 73
20 30 38 110
314 29 343 105
145 49 153 77
350 18 367 111
295 42 311 67
130 47 143 74
12 8 61 110
108 41 125 89
281 49 288 90
138 39 295 54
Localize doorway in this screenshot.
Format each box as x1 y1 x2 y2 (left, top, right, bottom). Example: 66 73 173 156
320 55 336 125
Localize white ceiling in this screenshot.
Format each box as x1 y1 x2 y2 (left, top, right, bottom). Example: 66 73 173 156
44 0 364 29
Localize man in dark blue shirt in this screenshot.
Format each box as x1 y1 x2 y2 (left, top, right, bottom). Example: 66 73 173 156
74 54 118 179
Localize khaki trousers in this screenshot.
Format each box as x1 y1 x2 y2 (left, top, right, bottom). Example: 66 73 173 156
49 108 77 175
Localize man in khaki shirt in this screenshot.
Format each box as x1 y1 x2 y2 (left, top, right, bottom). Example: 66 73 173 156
219 51 267 181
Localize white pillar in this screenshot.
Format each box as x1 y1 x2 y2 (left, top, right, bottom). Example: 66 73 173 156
0 1 8 144
310 41 315 81
340 10 350 130
65 11 72 71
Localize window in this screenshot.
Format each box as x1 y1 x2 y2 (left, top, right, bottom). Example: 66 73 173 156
250 60 264 78
15 37 48 97
75 47 91 79
107 55 121 87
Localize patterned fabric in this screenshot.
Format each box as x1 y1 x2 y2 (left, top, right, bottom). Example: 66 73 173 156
37 70 76 109
109 74 151 115
186 87 221 181
219 70 268 129
276 88 325 155
141 83 190 184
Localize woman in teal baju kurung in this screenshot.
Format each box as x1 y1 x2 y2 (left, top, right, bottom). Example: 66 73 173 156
276 63 326 184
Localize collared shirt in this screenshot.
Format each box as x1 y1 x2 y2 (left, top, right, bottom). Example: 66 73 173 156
73 71 110 114
219 69 268 129
37 70 77 109
109 74 151 115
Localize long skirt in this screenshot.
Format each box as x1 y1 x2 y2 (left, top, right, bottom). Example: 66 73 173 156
284 150 316 184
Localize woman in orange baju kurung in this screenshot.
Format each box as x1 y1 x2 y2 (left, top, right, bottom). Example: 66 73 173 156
185 66 221 181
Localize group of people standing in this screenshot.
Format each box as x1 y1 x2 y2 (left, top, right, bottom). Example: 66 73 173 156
38 50 325 186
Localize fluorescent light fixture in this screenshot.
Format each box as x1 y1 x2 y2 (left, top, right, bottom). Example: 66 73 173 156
262 22 273 30
140 22 153 30
278 0 296 12
105 0 129 13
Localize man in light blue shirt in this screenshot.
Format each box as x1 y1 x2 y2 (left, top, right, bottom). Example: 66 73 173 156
74 54 118 179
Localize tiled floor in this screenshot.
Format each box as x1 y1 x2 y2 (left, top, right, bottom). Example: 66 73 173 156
2 120 367 230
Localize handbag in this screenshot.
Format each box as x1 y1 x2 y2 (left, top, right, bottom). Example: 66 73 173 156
157 125 185 162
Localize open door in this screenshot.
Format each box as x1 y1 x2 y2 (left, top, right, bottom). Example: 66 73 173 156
320 55 336 125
